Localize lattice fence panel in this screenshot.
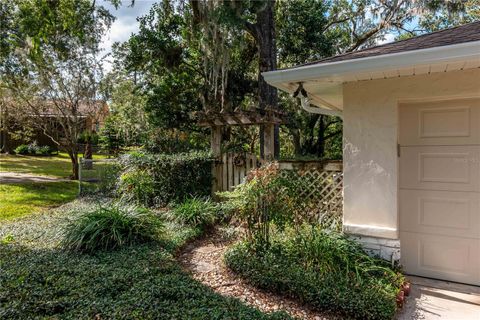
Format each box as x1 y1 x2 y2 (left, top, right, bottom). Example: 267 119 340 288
278 168 343 230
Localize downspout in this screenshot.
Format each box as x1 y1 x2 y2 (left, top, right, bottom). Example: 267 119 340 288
294 83 343 118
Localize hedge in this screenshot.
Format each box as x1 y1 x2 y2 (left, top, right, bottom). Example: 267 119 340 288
118 151 213 206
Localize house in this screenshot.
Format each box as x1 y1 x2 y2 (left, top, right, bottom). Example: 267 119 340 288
0 100 109 152
263 22 480 286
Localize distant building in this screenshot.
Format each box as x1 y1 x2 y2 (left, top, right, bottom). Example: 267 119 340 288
0 100 109 152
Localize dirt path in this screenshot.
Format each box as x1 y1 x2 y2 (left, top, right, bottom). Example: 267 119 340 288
178 229 332 320
0 172 70 184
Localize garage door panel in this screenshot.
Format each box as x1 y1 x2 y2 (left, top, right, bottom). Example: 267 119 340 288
399 98 480 146
419 106 470 138
400 98 480 286
401 232 480 285
400 146 480 192
400 190 480 238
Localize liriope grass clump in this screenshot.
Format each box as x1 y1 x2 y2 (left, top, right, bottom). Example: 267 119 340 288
169 197 220 230
61 203 164 253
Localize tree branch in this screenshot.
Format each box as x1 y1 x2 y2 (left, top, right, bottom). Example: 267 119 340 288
322 17 349 32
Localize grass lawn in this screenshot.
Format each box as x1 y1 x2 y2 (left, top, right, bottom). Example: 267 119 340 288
0 182 78 221
0 153 111 220
0 152 109 178
0 199 289 320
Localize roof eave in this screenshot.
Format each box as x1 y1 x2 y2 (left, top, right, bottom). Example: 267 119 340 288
263 40 480 86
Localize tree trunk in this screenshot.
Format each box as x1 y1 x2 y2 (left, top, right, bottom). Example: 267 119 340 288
291 128 301 156
0 105 11 153
84 139 93 170
316 115 326 158
0 129 11 153
247 0 279 159
303 114 319 155
68 148 79 180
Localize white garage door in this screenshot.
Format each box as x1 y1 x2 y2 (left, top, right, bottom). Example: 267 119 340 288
399 98 480 286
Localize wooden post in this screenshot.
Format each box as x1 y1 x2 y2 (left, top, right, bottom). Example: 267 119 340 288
211 126 223 194
263 123 274 161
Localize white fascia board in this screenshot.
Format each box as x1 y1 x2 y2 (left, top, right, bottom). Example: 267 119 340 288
263 40 480 85
275 82 343 116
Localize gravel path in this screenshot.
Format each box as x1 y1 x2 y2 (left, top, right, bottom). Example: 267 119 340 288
0 172 70 184
178 229 333 320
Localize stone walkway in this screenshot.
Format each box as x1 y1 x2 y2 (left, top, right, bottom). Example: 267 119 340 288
178 229 332 320
0 172 69 184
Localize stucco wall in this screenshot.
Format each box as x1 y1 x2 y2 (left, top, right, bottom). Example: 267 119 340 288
343 68 480 240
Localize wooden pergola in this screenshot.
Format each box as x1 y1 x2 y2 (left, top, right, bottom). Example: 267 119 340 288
197 108 288 192
197 108 285 127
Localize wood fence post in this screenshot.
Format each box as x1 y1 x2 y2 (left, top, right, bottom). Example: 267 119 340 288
263 123 274 161
211 126 223 194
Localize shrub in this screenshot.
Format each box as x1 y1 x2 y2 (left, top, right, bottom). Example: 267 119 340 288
14 144 29 155
78 130 99 144
219 163 300 248
38 145 52 155
143 129 209 154
14 143 53 155
99 118 124 155
118 169 156 205
225 227 404 320
118 151 213 206
61 203 164 253
170 197 219 230
27 141 39 154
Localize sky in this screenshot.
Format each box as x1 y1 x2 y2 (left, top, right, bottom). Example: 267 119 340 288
100 0 154 72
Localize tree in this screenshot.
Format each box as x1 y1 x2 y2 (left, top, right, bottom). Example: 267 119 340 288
195 0 415 158
0 0 114 179
276 0 342 158
193 0 280 158
99 117 124 156
115 1 258 153
113 0 476 160
277 0 335 67
114 2 203 133
276 0 477 158
417 0 480 32
102 76 149 146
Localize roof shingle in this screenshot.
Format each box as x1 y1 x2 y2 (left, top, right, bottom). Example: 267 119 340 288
297 21 480 67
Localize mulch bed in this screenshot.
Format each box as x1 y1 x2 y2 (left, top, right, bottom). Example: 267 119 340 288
178 229 333 320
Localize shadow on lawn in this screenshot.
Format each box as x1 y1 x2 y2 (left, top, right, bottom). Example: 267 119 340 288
0 155 72 178
0 242 290 320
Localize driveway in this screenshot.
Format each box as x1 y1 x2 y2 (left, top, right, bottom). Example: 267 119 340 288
397 276 480 320
0 172 70 184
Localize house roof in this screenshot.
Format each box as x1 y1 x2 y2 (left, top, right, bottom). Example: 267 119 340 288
1 99 109 120
262 22 480 116
292 21 480 68
35 100 108 117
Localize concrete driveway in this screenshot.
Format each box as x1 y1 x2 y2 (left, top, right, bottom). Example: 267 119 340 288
397 276 480 320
